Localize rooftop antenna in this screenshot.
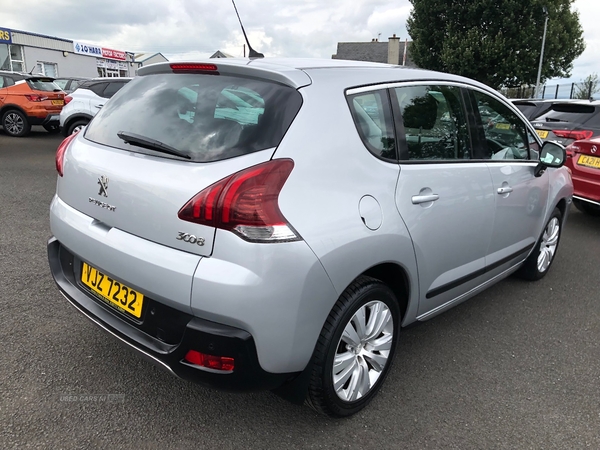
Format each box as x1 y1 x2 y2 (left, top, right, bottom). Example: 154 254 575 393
232 0 264 59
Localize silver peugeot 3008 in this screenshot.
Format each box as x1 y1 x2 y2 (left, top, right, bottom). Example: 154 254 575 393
48 58 573 417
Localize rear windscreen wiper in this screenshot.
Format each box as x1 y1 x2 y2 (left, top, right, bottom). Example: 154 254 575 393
117 131 191 159
545 118 570 123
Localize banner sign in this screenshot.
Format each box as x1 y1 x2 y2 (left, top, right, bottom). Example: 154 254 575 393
101 48 127 61
0 28 12 44
73 41 102 57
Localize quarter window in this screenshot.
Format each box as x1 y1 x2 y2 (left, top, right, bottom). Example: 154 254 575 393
348 90 396 160
393 85 470 160
472 91 530 160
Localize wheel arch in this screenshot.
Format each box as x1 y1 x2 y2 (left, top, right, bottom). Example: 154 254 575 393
64 113 93 131
555 197 568 223
0 104 28 120
361 262 410 322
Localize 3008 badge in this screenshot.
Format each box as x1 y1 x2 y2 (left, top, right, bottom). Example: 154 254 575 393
176 232 205 246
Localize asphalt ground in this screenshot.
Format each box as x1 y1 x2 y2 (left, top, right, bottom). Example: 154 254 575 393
1 128 599 449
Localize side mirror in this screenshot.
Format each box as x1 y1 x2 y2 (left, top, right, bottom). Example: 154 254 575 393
535 141 566 177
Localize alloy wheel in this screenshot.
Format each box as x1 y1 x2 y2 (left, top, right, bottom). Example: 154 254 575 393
333 300 393 402
537 217 560 273
5 112 24 135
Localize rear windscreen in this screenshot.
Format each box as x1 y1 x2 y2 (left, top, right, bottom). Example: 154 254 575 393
27 78 61 92
84 73 303 162
535 103 597 124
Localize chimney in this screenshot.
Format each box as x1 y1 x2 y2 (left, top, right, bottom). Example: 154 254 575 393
387 33 400 65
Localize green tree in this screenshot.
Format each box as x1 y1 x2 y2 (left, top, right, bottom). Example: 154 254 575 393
407 0 585 89
574 73 599 99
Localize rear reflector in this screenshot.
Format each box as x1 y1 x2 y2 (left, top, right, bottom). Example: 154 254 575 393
56 133 77 177
170 63 218 72
184 350 234 372
552 130 594 140
178 159 300 243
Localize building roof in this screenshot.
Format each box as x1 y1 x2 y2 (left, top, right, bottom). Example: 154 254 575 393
210 50 235 58
134 52 168 63
332 40 414 66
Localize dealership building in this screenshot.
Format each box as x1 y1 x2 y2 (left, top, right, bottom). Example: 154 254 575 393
0 26 167 78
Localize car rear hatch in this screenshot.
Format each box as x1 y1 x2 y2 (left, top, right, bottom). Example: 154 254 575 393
56 62 308 258
26 77 65 110
531 102 600 145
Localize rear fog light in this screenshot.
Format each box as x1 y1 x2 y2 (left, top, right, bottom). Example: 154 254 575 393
184 350 235 372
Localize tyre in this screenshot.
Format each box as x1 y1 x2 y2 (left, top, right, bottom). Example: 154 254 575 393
43 123 61 134
2 110 31 137
67 119 88 136
573 199 600 217
516 207 562 281
306 276 400 417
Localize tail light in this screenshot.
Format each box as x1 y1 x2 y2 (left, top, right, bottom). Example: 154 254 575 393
56 133 77 177
24 94 49 102
64 95 73 105
565 144 576 158
552 130 594 140
178 159 300 243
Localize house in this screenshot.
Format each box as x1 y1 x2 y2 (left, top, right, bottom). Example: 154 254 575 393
332 34 415 67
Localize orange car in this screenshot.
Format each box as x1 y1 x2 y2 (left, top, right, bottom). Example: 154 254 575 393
0 71 65 137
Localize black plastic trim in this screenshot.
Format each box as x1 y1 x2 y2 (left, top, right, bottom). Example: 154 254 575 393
426 244 534 299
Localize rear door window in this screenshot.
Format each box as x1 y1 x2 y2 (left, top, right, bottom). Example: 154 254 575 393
84 73 302 163
102 81 128 98
393 85 471 160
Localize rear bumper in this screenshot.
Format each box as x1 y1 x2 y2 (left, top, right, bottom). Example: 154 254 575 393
29 113 60 126
48 237 296 391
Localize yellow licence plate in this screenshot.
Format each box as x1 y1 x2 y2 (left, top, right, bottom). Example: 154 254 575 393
577 154 600 169
535 130 549 139
51 99 64 105
81 262 144 318
495 123 511 130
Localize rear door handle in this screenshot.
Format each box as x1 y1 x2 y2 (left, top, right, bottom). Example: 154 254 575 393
95 104 104 108
497 186 513 194
411 194 440 204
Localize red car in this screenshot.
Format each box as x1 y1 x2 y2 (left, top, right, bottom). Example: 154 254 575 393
565 137 600 216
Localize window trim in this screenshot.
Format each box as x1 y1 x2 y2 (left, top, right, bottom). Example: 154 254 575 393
348 80 542 165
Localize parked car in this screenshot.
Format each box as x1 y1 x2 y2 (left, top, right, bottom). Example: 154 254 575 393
565 137 600 215
511 99 568 120
0 70 65 136
53 77 90 94
530 101 600 146
59 77 131 136
48 59 572 418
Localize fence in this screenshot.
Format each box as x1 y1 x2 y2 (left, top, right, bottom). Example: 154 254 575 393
501 82 599 100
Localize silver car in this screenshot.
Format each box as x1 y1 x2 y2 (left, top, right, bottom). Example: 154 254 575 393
48 59 573 417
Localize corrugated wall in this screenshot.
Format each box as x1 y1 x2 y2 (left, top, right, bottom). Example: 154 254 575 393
11 32 72 52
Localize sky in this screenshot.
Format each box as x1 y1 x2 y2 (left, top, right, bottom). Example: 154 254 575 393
1 0 598 85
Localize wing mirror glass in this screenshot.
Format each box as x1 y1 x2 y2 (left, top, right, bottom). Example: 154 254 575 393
535 141 566 177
